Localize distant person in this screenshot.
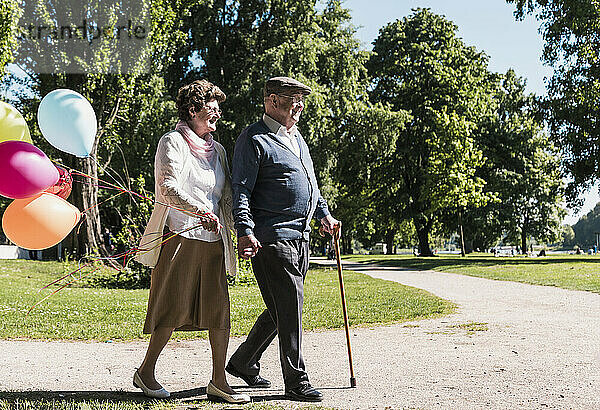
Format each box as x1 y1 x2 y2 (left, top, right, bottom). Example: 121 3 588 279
134 80 249 404
328 238 336 260
103 227 115 252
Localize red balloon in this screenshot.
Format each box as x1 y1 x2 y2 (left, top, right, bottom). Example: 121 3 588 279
44 165 73 199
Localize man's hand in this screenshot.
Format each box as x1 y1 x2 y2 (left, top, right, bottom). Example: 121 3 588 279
238 234 262 259
201 212 220 234
320 215 341 238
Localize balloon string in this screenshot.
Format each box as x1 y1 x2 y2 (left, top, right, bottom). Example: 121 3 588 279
89 155 130 196
28 164 223 313
38 263 92 293
70 169 221 228
27 221 209 313
28 222 206 313
80 190 127 215
27 265 101 316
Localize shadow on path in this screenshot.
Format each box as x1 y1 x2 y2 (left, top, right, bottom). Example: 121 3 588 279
1 385 355 405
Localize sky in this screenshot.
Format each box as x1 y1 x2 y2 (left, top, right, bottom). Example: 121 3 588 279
343 0 599 225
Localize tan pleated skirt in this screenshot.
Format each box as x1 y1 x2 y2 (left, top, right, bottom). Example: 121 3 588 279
143 234 230 334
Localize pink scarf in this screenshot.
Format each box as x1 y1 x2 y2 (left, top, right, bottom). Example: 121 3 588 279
175 120 215 161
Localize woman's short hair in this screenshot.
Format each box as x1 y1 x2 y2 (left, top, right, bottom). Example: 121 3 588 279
176 79 226 121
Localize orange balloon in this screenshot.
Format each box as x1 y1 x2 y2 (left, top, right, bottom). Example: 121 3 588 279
2 193 80 250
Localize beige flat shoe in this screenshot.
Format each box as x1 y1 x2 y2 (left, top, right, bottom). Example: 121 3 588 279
206 381 250 404
133 370 170 399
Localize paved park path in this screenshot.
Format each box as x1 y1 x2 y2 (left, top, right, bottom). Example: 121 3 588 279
1 258 600 409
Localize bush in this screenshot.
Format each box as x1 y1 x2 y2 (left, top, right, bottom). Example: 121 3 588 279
84 220 257 289
84 253 256 290
83 262 151 289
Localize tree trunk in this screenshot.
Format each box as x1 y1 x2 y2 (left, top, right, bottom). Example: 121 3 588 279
60 74 108 258
520 228 527 255
465 239 474 254
340 234 352 255
66 143 105 257
458 208 466 257
414 215 434 256
385 229 395 255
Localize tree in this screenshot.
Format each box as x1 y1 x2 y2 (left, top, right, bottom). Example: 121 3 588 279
572 203 600 248
561 223 575 248
469 69 565 253
367 9 495 256
9 0 188 256
334 103 410 254
0 0 20 78
508 0 600 205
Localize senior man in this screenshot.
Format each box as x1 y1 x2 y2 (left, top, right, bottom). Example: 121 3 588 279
226 76 340 402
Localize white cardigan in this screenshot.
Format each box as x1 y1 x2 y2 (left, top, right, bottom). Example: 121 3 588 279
134 130 237 275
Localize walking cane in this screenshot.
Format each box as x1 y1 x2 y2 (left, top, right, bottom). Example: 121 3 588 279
331 226 357 388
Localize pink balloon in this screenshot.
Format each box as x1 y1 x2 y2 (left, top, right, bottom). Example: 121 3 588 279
0 141 60 199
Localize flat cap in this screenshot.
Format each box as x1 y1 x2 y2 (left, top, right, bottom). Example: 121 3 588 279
264 76 312 97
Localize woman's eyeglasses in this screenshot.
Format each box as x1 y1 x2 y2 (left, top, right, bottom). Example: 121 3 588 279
204 106 222 115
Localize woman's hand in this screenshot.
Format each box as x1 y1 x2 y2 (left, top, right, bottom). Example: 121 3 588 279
201 212 220 234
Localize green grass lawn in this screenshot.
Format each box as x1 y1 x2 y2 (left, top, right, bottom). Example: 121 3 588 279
0 259 453 340
0 398 330 410
344 253 600 293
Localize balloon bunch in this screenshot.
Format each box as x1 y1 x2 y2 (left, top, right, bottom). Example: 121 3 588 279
1 90 221 313
0 90 96 250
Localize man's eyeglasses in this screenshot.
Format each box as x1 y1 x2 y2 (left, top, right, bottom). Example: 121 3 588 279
204 106 222 115
277 94 305 105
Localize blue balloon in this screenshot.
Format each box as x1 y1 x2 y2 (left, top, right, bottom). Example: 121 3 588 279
37 89 97 157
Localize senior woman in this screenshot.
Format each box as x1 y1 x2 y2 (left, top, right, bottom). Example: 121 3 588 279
133 79 249 404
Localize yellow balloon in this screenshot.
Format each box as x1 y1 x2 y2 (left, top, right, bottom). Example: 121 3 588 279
0 101 33 144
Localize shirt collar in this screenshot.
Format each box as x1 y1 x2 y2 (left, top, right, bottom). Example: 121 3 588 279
262 113 299 138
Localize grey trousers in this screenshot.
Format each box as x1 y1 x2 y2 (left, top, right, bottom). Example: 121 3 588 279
228 239 310 389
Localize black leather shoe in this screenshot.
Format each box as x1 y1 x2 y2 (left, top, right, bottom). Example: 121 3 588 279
225 363 272 388
285 384 323 402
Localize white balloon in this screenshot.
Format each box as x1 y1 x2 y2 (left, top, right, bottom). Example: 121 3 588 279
38 89 97 157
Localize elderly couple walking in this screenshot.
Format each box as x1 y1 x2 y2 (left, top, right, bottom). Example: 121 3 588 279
133 76 340 404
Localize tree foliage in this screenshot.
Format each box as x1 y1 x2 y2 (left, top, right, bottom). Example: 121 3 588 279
572 202 600 248
8 0 187 258
1 1 572 267
0 0 20 78
366 8 495 255
463 70 565 252
165 0 399 252
508 0 600 204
